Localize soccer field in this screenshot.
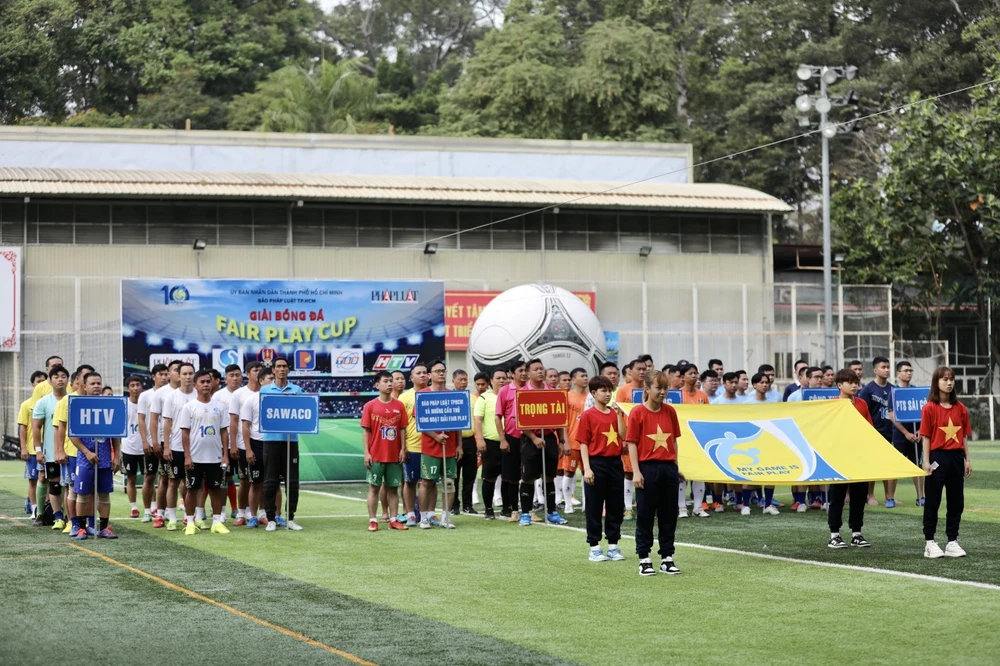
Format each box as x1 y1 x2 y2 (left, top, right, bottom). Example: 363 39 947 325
2 443 999 665
299 419 366 483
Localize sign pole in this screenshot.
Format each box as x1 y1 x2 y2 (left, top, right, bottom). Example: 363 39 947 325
540 432 547 518
93 451 99 533
285 435 290 524
442 446 449 524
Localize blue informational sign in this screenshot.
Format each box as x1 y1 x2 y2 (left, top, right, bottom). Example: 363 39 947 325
631 388 644 403
259 394 320 435
802 388 840 401
414 391 472 433
666 390 683 405
892 387 929 423
67 396 129 438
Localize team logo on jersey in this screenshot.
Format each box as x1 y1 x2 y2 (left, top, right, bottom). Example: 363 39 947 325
198 425 218 437
379 426 399 440
257 348 277 366
687 418 846 484
294 349 316 371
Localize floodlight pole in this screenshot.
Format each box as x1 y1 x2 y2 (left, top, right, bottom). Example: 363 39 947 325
820 72 834 367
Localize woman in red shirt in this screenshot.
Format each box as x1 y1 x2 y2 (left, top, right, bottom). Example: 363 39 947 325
919 366 972 559
626 370 683 576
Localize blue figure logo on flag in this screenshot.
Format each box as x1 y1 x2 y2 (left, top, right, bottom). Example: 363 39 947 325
688 418 846 483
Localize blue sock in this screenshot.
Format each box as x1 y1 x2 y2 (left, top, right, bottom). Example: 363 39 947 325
764 487 775 504
72 516 81 530
821 491 828 504
741 489 752 506
793 491 805 503
53 510 63 521
87 515 95 529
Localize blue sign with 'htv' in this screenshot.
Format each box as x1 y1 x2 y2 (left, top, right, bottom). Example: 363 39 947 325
259 394 320 435
67 396 129 438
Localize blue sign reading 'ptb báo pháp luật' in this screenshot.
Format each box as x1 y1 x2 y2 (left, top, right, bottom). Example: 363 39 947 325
414 390 472 433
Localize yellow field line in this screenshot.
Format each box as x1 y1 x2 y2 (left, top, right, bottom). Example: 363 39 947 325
69 544 377 666
0 553 84 561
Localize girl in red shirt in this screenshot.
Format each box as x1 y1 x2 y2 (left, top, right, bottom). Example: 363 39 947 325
626 370 683 576
919 366 972 559
826 369 874 550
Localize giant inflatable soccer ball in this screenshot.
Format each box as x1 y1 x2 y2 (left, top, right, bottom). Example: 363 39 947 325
467 284 606 376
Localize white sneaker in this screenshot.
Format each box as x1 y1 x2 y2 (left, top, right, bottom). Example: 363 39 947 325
944 541 967 558
563 501 574 514
570 496 581 506
740 506 752 516
677 508 689 518
419 518 431 530
286 520 303 531
265 521 277 532
763 505 780 516
796 503 808 513
693 508 710 518
821 502 830 511
442 518 456 529
924 541 945 559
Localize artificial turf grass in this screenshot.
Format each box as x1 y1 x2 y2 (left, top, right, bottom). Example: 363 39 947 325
0 489 575 666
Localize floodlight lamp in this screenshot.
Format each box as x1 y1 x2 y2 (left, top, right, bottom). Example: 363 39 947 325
844 66 858 80
834 253 846 263
192 239 207 251
639 246 652 258
423 242 439 255
814 97 832 114
796 65 813 81
821 122 838 139
797 116 811 127
795 95 813 113
845 90 860 105
822 68 839 85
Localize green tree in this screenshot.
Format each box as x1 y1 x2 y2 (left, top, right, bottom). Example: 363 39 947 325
0 0 74 123
228 59 382 134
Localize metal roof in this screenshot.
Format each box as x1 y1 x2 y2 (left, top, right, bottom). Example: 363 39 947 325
0 167 792 214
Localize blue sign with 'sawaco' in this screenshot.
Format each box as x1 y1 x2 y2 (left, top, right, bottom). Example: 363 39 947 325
67 396 129 438
892 387 929 423
259 394 320 435
414 390 472 433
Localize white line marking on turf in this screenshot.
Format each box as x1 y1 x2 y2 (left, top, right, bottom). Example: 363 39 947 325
302 489 368 502
300 489 1000 591
301 453 363 457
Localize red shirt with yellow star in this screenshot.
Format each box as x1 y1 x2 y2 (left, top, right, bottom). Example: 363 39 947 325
625 403 680 462
577 407 621 458
919 401 971 451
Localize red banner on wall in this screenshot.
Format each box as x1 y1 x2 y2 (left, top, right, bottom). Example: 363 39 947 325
445 290 596 351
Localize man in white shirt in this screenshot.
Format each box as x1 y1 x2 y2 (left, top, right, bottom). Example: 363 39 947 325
240 367 276 528
229 362 261 526
160 363 196 531
148 360 181 527
179 369 230 536
120 375 147 519
212 363 244 522
136 363 168 522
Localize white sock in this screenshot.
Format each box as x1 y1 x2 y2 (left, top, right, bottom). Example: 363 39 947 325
472 482 479 505
195 507 206 522
408 511 416 521
678 483 687 509
150 501 157 512
693 482 706 508
926 540 934 545
213 514 223 524
185 513 194 526
130 502 138 511
555 476 565 503
831 532 839 539
852 532 861 537
31 503 37 514
624 479 634 509
166 507 177 522
493 485 503 505
156 508 164 518
258 509 266 519
244 506 251 518
534 479 543 503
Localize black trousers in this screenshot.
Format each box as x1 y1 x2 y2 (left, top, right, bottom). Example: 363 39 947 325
584 456 625 547
827 481 868 533
923 449 965 541
635 460 679 559
500 434 522 513
520 433 558 514
480 439 502 511
452 437 478 511
264 441 299 521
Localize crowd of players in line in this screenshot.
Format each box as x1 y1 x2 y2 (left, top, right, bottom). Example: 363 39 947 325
14 352 973 573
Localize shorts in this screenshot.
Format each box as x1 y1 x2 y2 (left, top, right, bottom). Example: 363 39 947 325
143 453 159 476
185 463 224 491
894 440 923 466
367 462 403 488
237 449 249 480
247 440 265 483
74 467 114 495
560 449 582 474
122 453 145 477
403 452 422 483
24 455 38 480
421 456 456 482
622 451 633 474
61 460 76 488
169 455 187 483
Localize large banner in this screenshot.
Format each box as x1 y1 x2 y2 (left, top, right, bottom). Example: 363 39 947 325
121 279 445 482
445 290 596 351
0 247 20 351
619 399 923 484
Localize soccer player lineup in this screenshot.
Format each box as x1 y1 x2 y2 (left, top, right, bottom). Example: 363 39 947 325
14 279 972 574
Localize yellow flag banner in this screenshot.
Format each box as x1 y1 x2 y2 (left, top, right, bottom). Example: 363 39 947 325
617 400 925 484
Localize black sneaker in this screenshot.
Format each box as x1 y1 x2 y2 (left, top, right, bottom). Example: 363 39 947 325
463 506 479 515
450 505 460 515
639 560 656 576
484 508 496 520
828 535 848 549
500 509 511 519
850 534 871 548
660 558 681 575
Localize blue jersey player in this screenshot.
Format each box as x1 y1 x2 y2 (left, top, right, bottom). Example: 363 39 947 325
69 371 121 539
